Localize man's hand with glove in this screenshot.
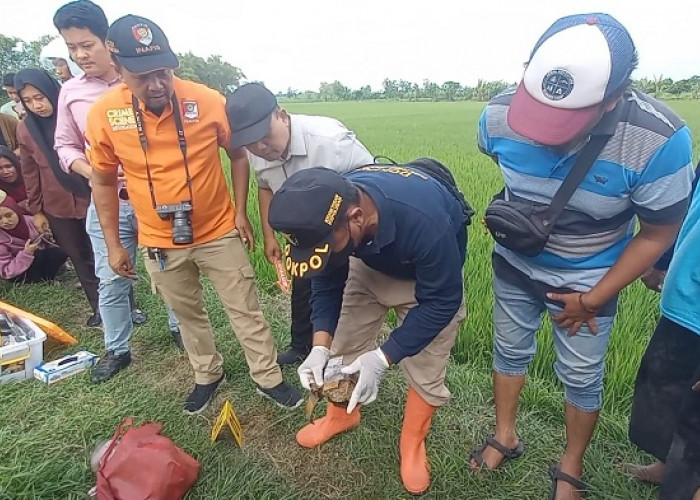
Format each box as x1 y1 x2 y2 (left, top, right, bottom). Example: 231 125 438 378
298 345 331 390
341 348 390 413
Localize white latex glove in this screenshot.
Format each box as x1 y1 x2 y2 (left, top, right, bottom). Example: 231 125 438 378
341 348 390 414
297 345 331 390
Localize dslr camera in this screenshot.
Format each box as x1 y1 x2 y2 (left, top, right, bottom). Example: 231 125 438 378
156 201 193 245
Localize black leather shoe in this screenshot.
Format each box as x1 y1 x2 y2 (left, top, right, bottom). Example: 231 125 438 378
86 312 102 328
170 327 185 351
276 347 309 366
91 351 131 383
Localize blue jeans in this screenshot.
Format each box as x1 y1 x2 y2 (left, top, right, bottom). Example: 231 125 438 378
86 201 178 354
492 272 614 412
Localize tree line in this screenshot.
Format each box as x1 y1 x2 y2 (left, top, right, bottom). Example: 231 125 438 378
279 79 514 103
4 34 700 105
0 33 244 105
281 75 700 102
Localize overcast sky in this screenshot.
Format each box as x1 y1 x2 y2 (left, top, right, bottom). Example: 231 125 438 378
1 0 697 93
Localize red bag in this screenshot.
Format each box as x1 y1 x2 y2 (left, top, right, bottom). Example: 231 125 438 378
96 418 200 500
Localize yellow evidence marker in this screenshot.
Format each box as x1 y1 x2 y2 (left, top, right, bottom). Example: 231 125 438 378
211 400 244 447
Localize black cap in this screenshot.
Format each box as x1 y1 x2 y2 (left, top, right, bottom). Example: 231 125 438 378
106 15 178 74
268 168 355 279
226 83 277 149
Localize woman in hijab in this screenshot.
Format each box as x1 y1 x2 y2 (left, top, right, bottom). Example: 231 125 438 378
0 146 29 214
0 190 67 282
14 68 100 326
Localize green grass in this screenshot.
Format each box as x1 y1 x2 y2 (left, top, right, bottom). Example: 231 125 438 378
3 99 700 499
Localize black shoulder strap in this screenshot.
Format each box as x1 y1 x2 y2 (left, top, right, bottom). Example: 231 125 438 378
372 155 398 165
545 133 612 225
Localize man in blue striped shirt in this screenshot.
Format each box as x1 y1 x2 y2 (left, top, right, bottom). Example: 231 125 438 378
472 13 694 499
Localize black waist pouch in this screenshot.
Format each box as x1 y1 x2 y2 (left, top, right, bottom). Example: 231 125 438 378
484 191 553 257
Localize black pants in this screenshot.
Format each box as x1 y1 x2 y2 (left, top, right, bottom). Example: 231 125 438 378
629 316 700 499
46 215 99 313
290 276 312 353
11 247 67 283
660 367 700 500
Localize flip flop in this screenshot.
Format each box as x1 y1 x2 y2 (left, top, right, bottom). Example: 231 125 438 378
548 464 589 499
468 435 525 471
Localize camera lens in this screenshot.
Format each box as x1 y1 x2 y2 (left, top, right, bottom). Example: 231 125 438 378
171 209 193 245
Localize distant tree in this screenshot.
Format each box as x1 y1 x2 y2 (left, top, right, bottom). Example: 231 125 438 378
358 85 372 100
664 76 700 98
1 34 55 105
298 90 320 101
382 78 399 99
461 85 475 100
634 77 655 94
395 79 419 100
442 81 461 101
1 34 45 74
688 76 700 99
331 80 350 101
651 74 673 97
668 79 691 96
175 52 245 94
421 79 441 101
318 81 333 101
319 80 350 101
473 79 510 101
176 52 207 85
203 55 245 94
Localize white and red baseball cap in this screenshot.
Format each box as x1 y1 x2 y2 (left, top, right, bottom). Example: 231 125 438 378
508 13 636 146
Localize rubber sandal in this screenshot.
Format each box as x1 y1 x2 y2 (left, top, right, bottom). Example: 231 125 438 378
548 464 589 499
468 435 525 471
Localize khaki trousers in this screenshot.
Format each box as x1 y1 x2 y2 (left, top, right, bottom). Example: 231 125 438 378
331 258 466 406
144 230 282 387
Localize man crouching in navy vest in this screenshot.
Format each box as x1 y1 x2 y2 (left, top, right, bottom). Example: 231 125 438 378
268 163 470 495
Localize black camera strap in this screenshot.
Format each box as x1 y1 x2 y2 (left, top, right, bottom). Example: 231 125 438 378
539 133 612 227
131 93 195 210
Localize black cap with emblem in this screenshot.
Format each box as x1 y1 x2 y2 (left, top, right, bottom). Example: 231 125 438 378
268 167 356 278
106 14 178 74
225 83 278 149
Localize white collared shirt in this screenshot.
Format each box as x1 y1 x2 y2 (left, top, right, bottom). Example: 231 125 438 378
249 114 374 193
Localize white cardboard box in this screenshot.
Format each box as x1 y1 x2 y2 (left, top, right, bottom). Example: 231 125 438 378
34 351 99 385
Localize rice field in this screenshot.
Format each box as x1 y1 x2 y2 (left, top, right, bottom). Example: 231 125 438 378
2 99 699 499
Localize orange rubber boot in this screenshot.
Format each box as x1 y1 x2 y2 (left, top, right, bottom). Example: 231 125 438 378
400 387 436 495
296 402 361 448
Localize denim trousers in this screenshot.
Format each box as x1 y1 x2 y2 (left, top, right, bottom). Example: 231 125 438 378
86 200 178 354
492 272 614 411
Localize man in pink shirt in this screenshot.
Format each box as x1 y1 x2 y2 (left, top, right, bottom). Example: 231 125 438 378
53 0 180 383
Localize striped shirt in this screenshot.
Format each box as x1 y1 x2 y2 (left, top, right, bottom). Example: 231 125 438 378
478 87 694 289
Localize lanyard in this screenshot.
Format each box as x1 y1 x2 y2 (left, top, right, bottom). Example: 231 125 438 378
131 93 195 210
